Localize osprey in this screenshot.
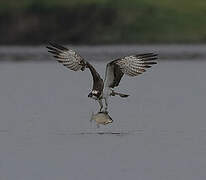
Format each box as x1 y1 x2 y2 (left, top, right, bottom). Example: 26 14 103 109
47 42 157 112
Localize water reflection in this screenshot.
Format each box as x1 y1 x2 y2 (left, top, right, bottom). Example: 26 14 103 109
51 129 145 136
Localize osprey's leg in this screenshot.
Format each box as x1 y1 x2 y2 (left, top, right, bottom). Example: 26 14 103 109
98 99 103 112
104 97 108 112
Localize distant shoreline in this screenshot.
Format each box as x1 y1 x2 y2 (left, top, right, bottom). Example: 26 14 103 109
0 44 206 61
1 1 206 44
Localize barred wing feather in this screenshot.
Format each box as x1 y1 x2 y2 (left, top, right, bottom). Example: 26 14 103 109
47 42 103 93
47 42 86 71
104 53 157 88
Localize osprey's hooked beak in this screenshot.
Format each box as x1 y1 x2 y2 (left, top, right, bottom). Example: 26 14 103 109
88 92 93 98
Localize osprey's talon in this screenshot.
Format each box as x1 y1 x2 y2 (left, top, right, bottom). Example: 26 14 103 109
99 107 103 113
102 110 108 114
103 107 108 113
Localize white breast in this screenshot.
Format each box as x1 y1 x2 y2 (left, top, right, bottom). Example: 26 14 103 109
103 87 112 99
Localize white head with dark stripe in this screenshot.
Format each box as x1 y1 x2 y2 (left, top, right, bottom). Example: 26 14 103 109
88 90 102 100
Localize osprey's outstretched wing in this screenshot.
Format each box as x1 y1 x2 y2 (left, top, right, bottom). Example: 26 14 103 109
104 53 158 88
47 42 103 92
47 42 86 71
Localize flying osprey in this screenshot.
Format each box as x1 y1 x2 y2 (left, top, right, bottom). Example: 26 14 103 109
47 43 157 112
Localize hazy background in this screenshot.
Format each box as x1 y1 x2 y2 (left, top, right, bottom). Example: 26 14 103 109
1 1 206 180
1 0 206 44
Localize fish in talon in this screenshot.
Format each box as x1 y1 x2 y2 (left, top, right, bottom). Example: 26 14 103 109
91 112 113 126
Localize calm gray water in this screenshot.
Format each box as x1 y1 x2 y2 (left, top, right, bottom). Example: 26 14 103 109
0 46 206 180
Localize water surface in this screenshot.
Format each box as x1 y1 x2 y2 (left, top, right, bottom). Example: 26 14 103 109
0 46 206 180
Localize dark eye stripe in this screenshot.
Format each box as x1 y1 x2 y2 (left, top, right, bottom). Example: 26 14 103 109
93 91 101 98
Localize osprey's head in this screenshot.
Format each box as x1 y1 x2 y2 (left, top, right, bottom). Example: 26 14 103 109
88 90 101 99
